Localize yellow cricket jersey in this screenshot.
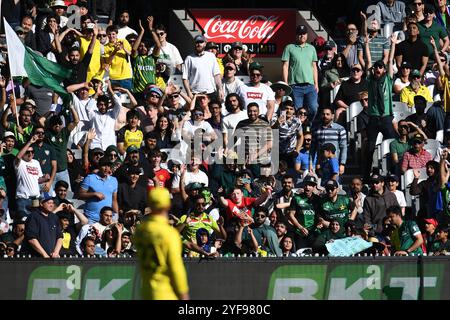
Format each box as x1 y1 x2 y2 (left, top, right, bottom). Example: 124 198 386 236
79 36 103 82
399 85 433 107
133 215 189 300
441 75 450 112
103 39 133 80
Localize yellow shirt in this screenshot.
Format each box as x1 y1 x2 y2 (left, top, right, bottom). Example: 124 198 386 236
79 36 103 82
133 215 189 300
103 39 133 80
441 75 450 112
400 85 433 107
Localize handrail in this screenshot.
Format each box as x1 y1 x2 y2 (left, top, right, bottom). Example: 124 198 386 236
185 8 205 34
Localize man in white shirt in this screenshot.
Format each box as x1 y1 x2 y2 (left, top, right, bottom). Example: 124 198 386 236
222 62 244 97
69 86 98 146
149 24 183 75
15 135 48 218
183 157 209 187
87 89 122 150
183 34 224 101
117 10 137 39
222 93 248 149
237 62 275 120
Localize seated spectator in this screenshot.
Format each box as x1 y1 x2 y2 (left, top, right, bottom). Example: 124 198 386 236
393 61 411 95
280 234 297 257
294 131 313 176
312 219 345 254
80 236 99 257
400 70 432 107
401 133 432 173
100 222 124 256
422 218 438 254
429 226 450 255
222 62 244 98
385 174 406 216
116 109 144 156
222 41 251 76
334 63 368 124
405 95 432 137
250 206 282 256
0 220 25 248
387 205 423 256
320 53 350 108
275 221 289 243
389 119 412 174
318 143 340 185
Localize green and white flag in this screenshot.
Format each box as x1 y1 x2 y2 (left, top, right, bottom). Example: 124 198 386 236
4 18 72 98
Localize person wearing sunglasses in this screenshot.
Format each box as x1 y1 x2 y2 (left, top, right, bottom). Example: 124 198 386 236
149 24 183 75
377 0 406 28
417 4 449 60
31 126 57 197
334 63 368 124
400 69 433 107
393 61 412 94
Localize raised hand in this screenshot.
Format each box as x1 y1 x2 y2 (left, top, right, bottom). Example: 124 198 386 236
360 11 367 21
430 37 436 48
138 19 144 33
87 128 96 140
390 32 399 45
147 16 154 30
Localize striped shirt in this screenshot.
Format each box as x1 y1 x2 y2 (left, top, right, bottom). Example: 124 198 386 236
271 116 302 153
401 149 432 172
133 55 157 93
310 122 348 165
357 34 389 64
235 118 273 163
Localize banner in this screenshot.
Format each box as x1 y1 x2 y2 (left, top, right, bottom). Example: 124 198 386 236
189 9 296 57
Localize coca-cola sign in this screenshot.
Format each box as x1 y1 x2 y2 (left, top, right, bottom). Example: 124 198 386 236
190 9 296 56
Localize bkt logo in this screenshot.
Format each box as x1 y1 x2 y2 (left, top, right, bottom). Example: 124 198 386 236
267 264 444 300
27 266 136 300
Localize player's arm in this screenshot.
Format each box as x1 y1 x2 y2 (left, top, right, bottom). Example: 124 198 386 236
167 231 190 300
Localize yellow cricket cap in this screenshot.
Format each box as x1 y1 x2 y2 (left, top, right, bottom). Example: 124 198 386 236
147 187 171 209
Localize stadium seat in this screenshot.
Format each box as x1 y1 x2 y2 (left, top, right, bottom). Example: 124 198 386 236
71 148 83 160
347 101 362 139
168 75 186 92
402 168 427 211
392 101 409 113
393 110 413 122
237 76 250 83
436 130 444 143
377 138 395 174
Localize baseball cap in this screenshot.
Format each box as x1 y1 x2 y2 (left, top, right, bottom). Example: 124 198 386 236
126 145 139 154
296 25 308 35
3 131 15 139
373 60 386 69
385 174 399 182
370 173 384 183
15 26 25 33
324 40 336 50
249 61 264 71
400 61 412 69
325 180 339 189
205 41 218 50
424 218 438 227
411 69 421 77
412 133 425 143
91 147 104 155
302 175 317 186
148 87 163 98
224 62 237 70
40 193 55 204
50 0 67 7
194 34 206 42
186 182 205 191
147 187 171 209
231 41 243 49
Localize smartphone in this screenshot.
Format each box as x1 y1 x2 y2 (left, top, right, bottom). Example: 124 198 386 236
281 110 286 118
87 23 95 29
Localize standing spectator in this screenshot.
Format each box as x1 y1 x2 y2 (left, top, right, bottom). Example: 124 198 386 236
15 135 47 218
334 63 368 124
118 166 147 214
400 71 433 107
288 175 320 248
114 145 152 188
222 62 244 98
32 126 57 197
271 99 303 168
341 23 360 67
222 93 248 148
282 24 319 120
21 15 37 50
273 175 296 218
435 0 450 34
401 133 433 173
364 34 398 177
78 157 119 223
182 35 223 102
1 104 34 149
395 21 429 75
363 174 399 233
310 106 347 176
356 91 370 162
377 0 406 29
222 41 252 76
78 15 102 83
21 195 63 258
92 0 116 26
131 17 161 101
387 205 423 255
410 162 442 221
45 104 79 190
411 1 425 22
358 13 389 68
271 82 292 113
116 109 143 155
418 4 449 61
385 174 406 215
148 150 171 188
236 62 275 120
318 143 340 185
103 25 133 90
117 10 137 39
150 24 183 75
206 42 224 76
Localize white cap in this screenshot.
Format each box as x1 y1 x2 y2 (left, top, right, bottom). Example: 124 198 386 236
3 131 15 139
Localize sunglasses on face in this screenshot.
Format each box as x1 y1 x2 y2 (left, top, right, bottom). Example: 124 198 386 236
414 2 423 5
157 32 165 36
169 94 179 99
99 34 107 37
351 68 362 73
325 187 336 192
225 67 235 71
36 131 45 135
25 150 34 155
361 98 369 102
109 153 118 157
304 139 312 142
194 112 204 116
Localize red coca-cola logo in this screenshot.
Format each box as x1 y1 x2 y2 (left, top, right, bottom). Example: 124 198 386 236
203 15 283 42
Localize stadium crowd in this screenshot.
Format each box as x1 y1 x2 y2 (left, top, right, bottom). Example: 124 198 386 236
0 0 450 259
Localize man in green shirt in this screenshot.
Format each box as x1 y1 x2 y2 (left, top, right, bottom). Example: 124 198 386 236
365 33 398 177
45 104 79 192
281 24 318 119
318 180 357 229
288 175 320 248
1 105 34 149
418 4 449 60
131 16 161 102
389 119 411 173
439 148 450 225
387 205 423 255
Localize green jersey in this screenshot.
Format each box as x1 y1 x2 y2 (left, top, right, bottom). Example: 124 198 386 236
398 220 423 255
290 194 318 232
9 122 33 149
45 127 70 172
133 54 157 93
441 185 450 218
319 195 352 228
